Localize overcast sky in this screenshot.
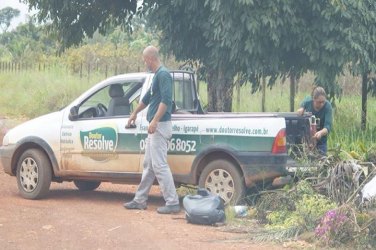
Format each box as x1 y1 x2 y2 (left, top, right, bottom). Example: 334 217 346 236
0 0 37 30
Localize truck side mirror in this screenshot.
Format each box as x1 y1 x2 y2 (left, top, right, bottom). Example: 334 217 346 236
69 106 79 121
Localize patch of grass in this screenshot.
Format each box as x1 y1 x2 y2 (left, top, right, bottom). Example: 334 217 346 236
0 67 103 118
224 206 237 224
329 95 376 153
176 185 197 197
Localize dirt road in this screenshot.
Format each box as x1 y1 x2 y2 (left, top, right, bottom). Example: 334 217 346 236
0 170 288 250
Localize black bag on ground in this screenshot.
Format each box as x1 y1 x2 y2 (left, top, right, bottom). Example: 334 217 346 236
183 188 225 225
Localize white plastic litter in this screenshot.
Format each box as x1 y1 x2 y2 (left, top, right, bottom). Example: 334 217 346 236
362 175 376 201
233 206 248 217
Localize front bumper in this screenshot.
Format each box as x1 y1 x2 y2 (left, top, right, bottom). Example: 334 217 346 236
0 144 17 175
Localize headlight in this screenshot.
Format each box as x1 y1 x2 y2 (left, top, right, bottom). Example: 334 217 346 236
2 133 9 146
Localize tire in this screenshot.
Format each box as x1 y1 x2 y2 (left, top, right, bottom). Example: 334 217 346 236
16 149 52 200
199 159 246 205
73 180 101 191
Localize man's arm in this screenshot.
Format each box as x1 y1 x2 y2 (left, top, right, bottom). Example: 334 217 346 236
297 107 305 116
126 85 152 128
314 128 328 140
323 102 333 133
297 96 310 116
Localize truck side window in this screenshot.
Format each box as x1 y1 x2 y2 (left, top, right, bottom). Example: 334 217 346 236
172 72 195 112
78 86 111 118
77 81 143 119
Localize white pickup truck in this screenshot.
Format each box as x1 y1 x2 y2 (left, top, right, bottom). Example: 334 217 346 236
0 70 293 204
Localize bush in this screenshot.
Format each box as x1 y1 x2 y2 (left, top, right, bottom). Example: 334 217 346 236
315 205 376 248
254 181 336 241
265 194 336 232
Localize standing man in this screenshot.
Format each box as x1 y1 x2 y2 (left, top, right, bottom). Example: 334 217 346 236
297 86 333 155
124 46 180 214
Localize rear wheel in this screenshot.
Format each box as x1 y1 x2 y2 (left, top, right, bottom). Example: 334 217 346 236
73 180 101 191
199 159 246 205
16 149 52 199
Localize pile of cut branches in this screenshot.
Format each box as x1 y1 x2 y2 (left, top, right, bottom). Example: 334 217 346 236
251 149 376 248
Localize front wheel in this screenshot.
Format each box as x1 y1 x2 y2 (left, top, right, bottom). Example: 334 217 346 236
73 180 101 191
16 149 52 199
199 159 246 205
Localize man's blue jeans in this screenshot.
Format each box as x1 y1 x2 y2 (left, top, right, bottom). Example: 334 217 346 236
317 141 327 155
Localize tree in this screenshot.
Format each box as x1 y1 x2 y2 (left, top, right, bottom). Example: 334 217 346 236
0 7 20 33
147 1 336 111
309 0 376 130
203 0 313 111
23 0 376 119
24 0 140 48
148 0 376 116
0 18 60 62
23 0 243 111
147 0 239 111
341 0 376 130
21 0 329 111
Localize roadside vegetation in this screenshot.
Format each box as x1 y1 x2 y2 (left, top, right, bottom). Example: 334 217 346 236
222 152 376 249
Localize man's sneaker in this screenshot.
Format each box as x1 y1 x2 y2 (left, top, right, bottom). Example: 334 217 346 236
123 200 147 210
157 204 181 214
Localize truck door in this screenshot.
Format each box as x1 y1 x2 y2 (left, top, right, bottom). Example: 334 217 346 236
60 81 144 174
167 71 202 176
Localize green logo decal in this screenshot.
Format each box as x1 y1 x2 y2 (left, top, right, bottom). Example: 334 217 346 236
80 127 117 152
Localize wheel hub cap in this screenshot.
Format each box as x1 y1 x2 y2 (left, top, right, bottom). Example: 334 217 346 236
205 169 234 204
20 157 39 192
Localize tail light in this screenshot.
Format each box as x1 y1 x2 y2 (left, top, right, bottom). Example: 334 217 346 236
272 128 286 154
